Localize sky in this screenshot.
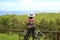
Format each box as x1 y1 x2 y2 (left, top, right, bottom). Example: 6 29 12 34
0 0 60 12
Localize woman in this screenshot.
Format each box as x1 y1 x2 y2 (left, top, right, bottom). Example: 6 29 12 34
24 12 36 40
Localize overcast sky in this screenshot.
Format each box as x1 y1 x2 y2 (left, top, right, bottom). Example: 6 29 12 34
0 0 60 12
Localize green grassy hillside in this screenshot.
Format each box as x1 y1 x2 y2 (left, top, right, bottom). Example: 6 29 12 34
0 13 60 31
0 13 60 40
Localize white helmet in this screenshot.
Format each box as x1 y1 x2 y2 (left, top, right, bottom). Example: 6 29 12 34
28 11 35 17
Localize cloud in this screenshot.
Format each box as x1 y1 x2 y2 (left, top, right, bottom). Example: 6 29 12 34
0 0 60 11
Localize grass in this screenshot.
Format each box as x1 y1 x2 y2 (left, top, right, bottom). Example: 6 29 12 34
0 33 19 40
0 33 50 40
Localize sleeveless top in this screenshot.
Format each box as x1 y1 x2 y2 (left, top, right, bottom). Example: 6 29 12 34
25 18 35 28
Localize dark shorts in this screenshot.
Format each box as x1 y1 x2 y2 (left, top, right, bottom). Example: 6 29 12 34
27 27 35 32
25 27 36 37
